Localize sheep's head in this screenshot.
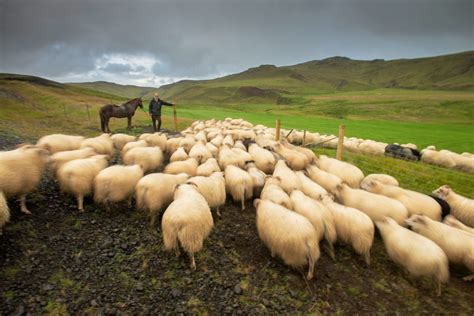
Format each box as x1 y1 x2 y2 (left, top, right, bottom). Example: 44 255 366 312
361 179 380 192
432 185 451 199
375 216 396 230
320 193 334 203
404 214 428 232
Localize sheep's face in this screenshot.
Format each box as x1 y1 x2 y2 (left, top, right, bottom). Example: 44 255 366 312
404 214 427 232
361 180 379 192
432 185 451 199
320 194 334 203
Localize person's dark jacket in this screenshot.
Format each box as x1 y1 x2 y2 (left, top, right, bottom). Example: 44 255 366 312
149 98 173 116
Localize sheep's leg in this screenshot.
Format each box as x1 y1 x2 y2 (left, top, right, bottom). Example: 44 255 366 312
105 202 111 212
216 206 222 218
127 196 132 208
77 195 84 212
20 195 31 214
241 198 245 211
175 245 180 257
436 278 442 296
307 260 315 281
462 274 474 281
189 253 196 270
364 252 371 267
324 241 336 261
149 210 158 227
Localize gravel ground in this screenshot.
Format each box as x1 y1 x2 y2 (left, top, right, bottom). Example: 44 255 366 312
1 135 473 315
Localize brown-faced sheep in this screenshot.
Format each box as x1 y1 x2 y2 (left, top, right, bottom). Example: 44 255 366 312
162 184 214 269
254 199 320 280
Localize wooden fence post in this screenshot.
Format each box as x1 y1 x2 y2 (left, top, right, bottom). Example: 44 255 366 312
63 104 67 117
86 103 91 121
336 124 345 160
173 104 178 132
303 130 307 146
275 119 281 141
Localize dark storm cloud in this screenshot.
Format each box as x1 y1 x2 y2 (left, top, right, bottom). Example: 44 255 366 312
0 0 472 85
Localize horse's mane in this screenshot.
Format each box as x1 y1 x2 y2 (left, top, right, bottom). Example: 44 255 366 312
122 97 141 106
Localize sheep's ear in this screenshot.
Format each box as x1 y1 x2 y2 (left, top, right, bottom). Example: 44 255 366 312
335 183 343 191
275 176 282 181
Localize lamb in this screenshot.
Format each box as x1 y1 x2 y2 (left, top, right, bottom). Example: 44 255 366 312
334 183 409 225
272 160 301 194
123 146 164 173
121 140 149 155
196 158 221 176
189 141 212 164
260 176 292 209
170 147 188 162
187 172 226 217
320 195 374 265
136 173 189 225
224 165 253 210
432 185 474 227
248 143 275 174
111 133 136 150
37 134 84 153
57 155 109 211
244 161 266 197
254 199 320 280
290 190 337 260
0 145 50 214
94 164 144 210
375 217 449 296
362 180 441 221
443 215 474 236
406 214 474 281
296 171 328 200
164 158 198 177
50 147 96 176
80 134 114 156
305 165 342 194
0 191 10 235
162 184 214 269
315 155 364 188
271 143 308 171
361 173 399 188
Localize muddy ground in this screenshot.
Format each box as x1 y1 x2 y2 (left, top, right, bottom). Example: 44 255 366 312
1 135 473 315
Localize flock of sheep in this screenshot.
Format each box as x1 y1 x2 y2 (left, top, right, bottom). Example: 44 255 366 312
0 117 473 296
298 130 474 173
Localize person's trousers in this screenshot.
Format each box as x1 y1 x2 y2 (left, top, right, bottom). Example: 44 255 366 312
151 115 162 132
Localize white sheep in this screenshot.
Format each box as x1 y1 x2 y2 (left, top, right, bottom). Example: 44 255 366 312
0 145 50 214
210 134 224 147
315 155 364 188
362 180 441 221
260 176 292 209
170 147 188 162
361 173 399 188
421 148 456 169
305 165 342 194
179 135 197 153
233 140 247 151
189 141 212 164
0 191 10 235
218 144 251 169
166 137 183 155
123 146 164 173
50 147 96 176
111 133 136 150
222 134 234 146
281 139 316 164
244 161 266 197
136 173 189 225
196 158 221 177
162 184 214 269
432 185 474 227
94 164 144 210
206 142 219 158
140 133 167 152
273 160 301 194
37 134 84 153
406 214 474 281
164 158 199 176
290 190 337 260
187 172 226 217
296 171 328 200
57 155 109 211
443 215 474 236
376 217 449 296
80 134 114 156
248 143 275 174
121 140 149 156
254 199 320 280
334 183 409 225
224 165 253 210
271 143 308 171
320 195 374 265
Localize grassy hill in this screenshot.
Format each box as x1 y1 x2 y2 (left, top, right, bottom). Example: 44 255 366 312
158 51 474 105
69 81 157 99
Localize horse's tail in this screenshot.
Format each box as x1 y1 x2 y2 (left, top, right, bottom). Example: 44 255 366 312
99 107 106 132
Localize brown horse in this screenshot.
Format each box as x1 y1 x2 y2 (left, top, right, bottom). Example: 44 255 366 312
99 98 143 133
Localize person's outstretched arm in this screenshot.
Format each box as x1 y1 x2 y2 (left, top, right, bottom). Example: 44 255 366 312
162 99 174 106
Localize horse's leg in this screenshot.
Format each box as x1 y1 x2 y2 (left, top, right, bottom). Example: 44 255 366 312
127 116 132 130
106 117 111 133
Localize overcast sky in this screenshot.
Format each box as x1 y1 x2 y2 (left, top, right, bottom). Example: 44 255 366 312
0 0 472 87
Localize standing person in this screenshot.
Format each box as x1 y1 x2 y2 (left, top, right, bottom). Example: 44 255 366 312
148 93 175 132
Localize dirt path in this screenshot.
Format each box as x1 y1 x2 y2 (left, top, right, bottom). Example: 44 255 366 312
1 136 473 314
